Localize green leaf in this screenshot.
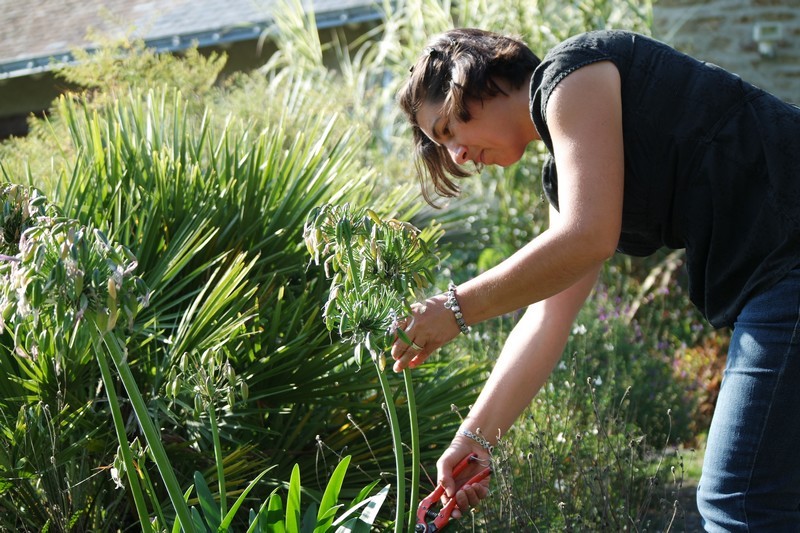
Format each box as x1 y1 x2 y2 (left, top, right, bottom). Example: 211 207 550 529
333 484 390 532
191 506 211 533
193 471 222 530
348 479 381 509
247 508 260 533
395 327 413 347
286 464 302 532
219 467 274 529
301 502 318 533
314 455 350 532
259 491 286 533
174 485 197 533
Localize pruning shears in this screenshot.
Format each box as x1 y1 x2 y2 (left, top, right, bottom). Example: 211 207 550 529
415 453 492 532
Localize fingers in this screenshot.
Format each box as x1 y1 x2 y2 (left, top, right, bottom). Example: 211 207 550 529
439 467 491 519
390 315 431 372
449 482 490 519
436 438 492 519
458 478 491 507
390 294 459 372
392 345 431 373
436 462 456 500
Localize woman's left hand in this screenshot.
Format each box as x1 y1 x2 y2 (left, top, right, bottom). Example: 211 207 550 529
436 433 492 519
391 293 460 372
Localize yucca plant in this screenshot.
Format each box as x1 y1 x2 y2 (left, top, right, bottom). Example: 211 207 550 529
0 76 484 529
0 184 401 532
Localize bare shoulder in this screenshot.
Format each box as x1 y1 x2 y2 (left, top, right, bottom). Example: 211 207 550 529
546 60 621 128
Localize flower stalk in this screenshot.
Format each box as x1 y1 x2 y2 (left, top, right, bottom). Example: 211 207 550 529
91 327 196 532
304 203 444 531
93 336 153 531
404 369 421 533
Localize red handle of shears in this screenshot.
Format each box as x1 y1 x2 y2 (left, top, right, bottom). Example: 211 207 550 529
415 453 492 532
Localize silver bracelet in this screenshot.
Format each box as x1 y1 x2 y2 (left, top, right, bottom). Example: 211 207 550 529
459 429 494 454
445 282 471 335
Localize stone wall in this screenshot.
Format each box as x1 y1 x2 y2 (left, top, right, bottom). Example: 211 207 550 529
653 0 800 103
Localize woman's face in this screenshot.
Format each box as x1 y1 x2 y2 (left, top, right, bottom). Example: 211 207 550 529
416 87 535 168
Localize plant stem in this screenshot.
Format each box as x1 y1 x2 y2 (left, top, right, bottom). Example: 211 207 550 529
403 369 420 533
91 325 197 533
208 405 227 517
93 337 153 532
375 361 405 533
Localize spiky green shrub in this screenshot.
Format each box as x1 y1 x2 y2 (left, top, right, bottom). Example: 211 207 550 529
0 78 485 529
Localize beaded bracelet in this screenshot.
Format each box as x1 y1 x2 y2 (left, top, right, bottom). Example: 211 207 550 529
459 429 494 454
444 282 471 335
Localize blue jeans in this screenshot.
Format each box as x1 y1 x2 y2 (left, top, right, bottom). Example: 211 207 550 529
697 269 800 531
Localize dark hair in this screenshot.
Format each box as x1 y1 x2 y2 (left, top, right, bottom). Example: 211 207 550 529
397 28 540 206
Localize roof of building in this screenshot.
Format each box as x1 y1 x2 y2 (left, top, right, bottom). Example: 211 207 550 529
0 0 382 79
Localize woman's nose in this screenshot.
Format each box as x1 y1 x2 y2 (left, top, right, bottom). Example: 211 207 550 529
447 143 469 165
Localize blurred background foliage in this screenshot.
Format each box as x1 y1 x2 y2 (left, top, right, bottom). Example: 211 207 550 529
0 0 727 530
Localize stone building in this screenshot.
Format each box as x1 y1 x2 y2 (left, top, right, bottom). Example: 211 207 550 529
653 0 800 103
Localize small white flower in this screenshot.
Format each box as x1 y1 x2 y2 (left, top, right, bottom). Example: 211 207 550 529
572 324 587 335
110 467 124 489
556 432 566 443
593 376 603 386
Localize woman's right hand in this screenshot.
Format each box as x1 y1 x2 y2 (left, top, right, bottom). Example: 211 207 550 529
436 433 492 519
390 293 460 372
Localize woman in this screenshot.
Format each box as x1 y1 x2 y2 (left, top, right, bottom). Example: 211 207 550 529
393 28 800 531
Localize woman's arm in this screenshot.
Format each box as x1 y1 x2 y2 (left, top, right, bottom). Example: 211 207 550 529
393 60 624 371
457 60 624 322
436 207 600 512
459 246 600 442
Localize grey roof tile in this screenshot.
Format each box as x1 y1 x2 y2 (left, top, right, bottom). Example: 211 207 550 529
0 0 382 78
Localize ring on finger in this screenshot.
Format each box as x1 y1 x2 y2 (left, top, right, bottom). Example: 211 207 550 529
410 342 423 351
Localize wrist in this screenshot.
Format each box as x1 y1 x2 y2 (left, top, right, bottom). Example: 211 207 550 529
444 282 471 335
457 427 495 454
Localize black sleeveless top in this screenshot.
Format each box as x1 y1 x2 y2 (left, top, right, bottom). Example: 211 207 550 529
530 30 800 328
